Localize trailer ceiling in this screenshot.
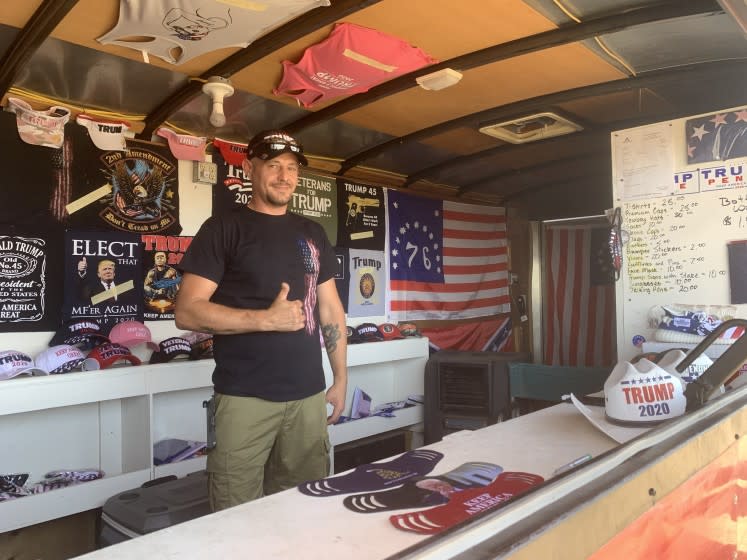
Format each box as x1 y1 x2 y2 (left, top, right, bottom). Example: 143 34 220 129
0 0 745 219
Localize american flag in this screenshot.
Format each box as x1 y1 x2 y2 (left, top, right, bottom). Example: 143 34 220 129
686 108 747 164
297 237 319 335
388 191 510 320
543 225 616 367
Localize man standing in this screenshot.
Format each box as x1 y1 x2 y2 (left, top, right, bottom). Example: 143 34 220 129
175 130 347 511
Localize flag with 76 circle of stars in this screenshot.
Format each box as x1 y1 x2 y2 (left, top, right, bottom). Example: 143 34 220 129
387 190 510 320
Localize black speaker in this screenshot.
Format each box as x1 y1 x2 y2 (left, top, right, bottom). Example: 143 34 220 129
424 351 530 444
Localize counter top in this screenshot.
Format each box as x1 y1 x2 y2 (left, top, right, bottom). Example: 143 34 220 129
76 403 618 560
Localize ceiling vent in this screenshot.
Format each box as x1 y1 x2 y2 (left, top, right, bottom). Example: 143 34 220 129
479 111 582 144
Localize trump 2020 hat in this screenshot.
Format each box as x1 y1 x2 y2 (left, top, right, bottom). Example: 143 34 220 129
604 359 686 426
109 321 158 351
82 342 142 371
378 323 404 341
247 130 308 166
34 345 86 374
0 351 49 380
50 320 110 349
157 127 207 162
150 337 193 364
355 323 384 342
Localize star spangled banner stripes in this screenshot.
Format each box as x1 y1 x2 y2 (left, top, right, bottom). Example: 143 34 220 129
543 225 615 367
388 191 510 320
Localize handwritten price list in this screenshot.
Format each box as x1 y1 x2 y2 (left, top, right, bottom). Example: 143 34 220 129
624 196 727 295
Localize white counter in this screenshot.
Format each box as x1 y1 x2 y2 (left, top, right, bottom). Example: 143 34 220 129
75 403 619 560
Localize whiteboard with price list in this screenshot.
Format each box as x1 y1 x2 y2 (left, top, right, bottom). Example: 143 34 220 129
611 105 747 361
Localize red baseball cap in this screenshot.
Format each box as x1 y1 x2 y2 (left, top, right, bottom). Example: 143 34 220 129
82 342 141 371
378 323 404 341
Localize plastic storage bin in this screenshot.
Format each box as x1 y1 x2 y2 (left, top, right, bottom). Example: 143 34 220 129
98 471 210 547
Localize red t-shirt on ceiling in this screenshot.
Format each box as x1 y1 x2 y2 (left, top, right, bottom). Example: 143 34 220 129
274 22 437 108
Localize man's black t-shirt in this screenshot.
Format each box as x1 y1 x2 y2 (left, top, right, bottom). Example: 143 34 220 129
179 206 337 401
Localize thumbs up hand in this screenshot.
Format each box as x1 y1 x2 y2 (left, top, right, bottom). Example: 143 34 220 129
266 282 305 331
77 256 88 277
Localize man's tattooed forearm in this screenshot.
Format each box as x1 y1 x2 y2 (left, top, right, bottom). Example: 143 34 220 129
321 323 341 353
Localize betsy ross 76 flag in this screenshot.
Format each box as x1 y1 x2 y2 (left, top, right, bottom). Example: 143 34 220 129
388 191 510 320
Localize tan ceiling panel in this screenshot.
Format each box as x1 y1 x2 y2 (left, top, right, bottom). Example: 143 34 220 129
423 127 503 155
0 2 43 28
337 44 627 137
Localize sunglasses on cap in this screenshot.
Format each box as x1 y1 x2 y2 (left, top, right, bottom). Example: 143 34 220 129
248 140 303 155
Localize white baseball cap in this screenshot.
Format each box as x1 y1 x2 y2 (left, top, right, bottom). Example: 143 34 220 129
34 345 86 374
0 350 49 380
604 359 686 425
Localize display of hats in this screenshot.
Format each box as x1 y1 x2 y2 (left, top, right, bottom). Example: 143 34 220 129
108 320 158 350
378 323 404 341
398 322 423 338
150 337 193 364
49 320 110 349
82 342 141 371
34 345 86 374
0 351 49 380
354 323 384 342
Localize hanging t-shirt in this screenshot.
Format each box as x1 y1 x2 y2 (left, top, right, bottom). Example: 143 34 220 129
98 0 330 65
66 125 182 235
0 111 65 230
274 22 437 108
289 171 337 245
0 229 64 332
63 230 145 334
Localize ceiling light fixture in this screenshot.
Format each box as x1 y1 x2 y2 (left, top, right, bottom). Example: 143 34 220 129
202 76 235 128
416 68 463 91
